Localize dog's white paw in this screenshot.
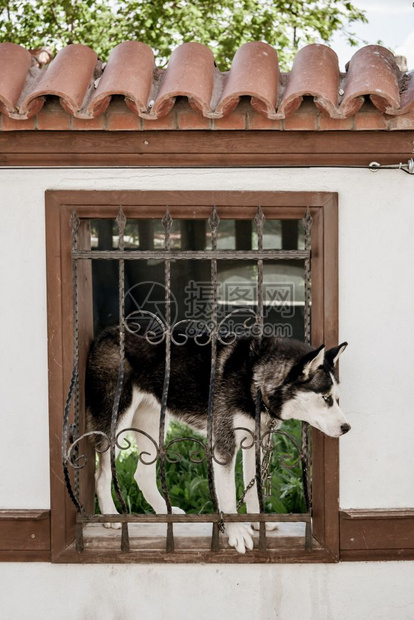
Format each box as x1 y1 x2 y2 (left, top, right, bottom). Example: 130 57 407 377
226 523 254 554
252 521 278 532
103 520 122 530
171 506 185 515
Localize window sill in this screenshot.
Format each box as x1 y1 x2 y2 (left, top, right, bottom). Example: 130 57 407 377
53 521 333 563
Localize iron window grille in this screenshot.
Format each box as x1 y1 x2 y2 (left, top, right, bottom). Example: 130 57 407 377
46 190 339 563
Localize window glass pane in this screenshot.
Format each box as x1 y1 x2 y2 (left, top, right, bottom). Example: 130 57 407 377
90 218 306 341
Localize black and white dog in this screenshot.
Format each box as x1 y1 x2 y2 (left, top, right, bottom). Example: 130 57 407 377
86 328 350 553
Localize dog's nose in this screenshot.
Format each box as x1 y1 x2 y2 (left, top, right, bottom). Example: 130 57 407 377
341 423 351 435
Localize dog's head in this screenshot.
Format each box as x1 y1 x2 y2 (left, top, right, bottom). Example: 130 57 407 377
264 343 350 438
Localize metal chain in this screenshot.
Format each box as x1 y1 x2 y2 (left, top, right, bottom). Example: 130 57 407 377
217 512 225 533
261 419 278 498
236 418 277 510
236 477 256 511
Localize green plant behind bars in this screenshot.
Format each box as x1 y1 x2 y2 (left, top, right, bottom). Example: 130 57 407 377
97 420 306 515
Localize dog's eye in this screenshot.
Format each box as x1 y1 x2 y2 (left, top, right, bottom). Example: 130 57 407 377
323 395 333 406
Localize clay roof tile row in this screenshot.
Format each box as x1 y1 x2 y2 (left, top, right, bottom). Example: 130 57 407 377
0 40 412 121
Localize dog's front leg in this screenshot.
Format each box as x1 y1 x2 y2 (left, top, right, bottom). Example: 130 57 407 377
213 446 254 554
133 406 185 516
242 443 278 532
95 449 122 529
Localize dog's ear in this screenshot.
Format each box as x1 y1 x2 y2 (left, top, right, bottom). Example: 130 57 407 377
325 342 348 367
287 345 325 383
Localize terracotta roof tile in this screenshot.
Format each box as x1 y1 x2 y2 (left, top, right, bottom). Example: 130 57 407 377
89 41 153 118
0 43 32 116
216 42 279 118
0 40 413 124
400 71 414 115
152 42 216 119
278 44 339 118
341 46 400 117
21 44 98 118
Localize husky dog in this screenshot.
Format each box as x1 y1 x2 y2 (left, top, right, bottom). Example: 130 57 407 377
86 328 350 553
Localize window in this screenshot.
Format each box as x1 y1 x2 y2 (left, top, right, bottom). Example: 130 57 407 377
46 190 339 563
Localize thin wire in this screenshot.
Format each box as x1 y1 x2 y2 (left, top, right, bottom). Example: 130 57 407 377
0 162 413 172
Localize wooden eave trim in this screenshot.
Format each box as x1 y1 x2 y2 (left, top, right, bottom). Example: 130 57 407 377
0 130 413 167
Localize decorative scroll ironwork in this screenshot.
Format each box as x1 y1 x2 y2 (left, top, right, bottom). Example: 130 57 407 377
66 425 307 471
62 204 314 555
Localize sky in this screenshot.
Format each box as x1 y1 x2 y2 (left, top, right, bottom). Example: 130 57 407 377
329 0 414 70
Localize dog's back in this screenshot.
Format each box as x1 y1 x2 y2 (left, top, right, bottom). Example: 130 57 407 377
86 327 313 440
86 327 218 438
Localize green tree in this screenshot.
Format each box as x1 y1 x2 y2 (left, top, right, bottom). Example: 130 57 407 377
0 0 367 69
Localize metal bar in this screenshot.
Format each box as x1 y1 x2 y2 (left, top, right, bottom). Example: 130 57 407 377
305 521 312 551
207 206 222 551
72 219 81 513
303 208 312 347
3 160 414 172
72 249 310 261
62 212 83 523
75 522 84 553
79 512 311 524
109 208 130 553
71 212 83 553
254 206 267 551
159 210 175 553
302 207 313 551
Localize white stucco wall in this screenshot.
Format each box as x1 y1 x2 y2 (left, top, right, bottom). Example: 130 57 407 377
1 166 413 509
2 561 414 620
1 167 413 618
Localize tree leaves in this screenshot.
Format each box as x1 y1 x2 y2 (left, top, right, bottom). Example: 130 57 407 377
0 0 367 69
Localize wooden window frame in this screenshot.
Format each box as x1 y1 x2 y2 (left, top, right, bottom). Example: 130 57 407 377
46 189 339 563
